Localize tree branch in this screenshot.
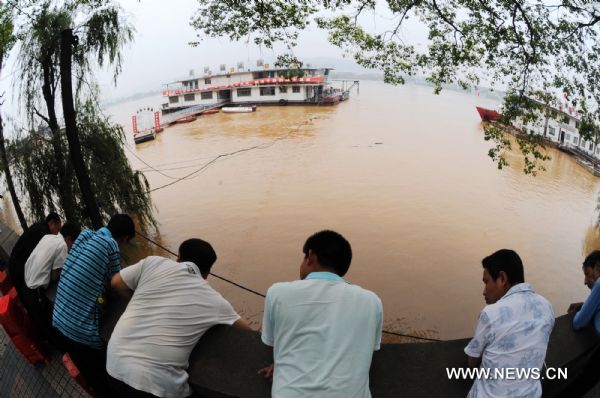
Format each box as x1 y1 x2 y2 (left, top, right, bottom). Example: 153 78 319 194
430 0 462 35
33 107 50 125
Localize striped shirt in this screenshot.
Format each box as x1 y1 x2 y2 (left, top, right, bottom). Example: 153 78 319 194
52 227 121 348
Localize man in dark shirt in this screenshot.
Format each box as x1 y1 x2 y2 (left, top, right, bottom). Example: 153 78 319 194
8 212 61 297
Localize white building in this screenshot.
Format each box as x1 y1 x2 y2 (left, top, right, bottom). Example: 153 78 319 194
512 103 600 160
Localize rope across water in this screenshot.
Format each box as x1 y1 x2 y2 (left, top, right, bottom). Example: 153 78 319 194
135 231 441 342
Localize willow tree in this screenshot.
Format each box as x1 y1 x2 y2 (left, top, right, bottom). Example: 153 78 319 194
15 6 76 221
9 101 155 227
191 1 600 175
9 0 154 228
0 4 26 230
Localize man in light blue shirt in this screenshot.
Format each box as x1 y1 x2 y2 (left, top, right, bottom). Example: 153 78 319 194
563 250 600 396
259 230 383 398
569 250 600 333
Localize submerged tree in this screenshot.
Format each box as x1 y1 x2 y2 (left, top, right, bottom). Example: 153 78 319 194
8 0 154 228
191 1 600 174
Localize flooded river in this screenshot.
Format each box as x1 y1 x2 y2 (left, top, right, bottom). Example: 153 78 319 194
96 81 600 340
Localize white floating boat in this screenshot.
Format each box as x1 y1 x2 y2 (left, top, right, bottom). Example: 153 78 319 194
222 105 257 113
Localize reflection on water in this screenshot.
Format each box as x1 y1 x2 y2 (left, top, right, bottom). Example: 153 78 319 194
97 81 600 339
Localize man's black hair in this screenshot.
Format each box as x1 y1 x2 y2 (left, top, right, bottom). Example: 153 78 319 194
178 239 217 276
60 223 81 241
45 212 61 224
107 214 135 241
482 249 525 285
303 230 352 277
583 250 600 269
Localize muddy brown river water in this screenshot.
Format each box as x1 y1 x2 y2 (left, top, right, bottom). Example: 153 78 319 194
11 80 598 342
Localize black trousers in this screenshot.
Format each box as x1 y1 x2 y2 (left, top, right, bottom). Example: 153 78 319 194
20 287 52 337
57 332 111 398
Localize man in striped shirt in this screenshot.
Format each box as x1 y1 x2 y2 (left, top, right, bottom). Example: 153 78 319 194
52 214 135 397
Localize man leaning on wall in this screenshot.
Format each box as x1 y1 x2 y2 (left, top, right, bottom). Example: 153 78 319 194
464 249 554 398
259 230 383 398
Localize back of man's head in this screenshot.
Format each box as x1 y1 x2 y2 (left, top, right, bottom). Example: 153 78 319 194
482 249 525 285
178 238 217 277
303 230 352 277
107 214 135 241
60 223 81 241
583 250 600 269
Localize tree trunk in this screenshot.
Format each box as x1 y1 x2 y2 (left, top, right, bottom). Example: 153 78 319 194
59 29 103 229
41 59 77 222
0 50 27 230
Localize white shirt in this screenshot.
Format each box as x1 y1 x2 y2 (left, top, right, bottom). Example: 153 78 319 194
464 283 555 398
262 272 383 398
106 256 241 398
24 233 67 289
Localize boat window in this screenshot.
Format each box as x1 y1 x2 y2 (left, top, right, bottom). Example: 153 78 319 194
260 87 276 96
574 137 579 145
548 127 555 136
169 96 179 104
194 81 199 89
292 86 301 93
279 86 287 93
204 78 211 85
184 93 195 102
201 91 213 100
237 88 251 97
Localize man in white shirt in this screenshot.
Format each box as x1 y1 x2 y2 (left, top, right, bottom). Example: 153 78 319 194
107 238 252 398
464 249 555 398
21 223 80 340
259 230 383 398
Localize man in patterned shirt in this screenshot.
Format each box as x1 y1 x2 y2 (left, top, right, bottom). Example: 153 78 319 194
464 249 555 398
52 214 135 397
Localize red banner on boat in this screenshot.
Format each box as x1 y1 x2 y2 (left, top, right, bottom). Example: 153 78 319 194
163 75 325 96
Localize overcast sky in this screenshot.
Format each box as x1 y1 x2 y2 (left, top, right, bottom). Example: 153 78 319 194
1 0 429 116
96 0 349 100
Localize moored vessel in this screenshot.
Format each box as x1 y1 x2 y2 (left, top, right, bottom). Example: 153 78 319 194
475 106 501 122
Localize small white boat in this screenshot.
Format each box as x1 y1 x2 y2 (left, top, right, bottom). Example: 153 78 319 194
222 105 257 113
